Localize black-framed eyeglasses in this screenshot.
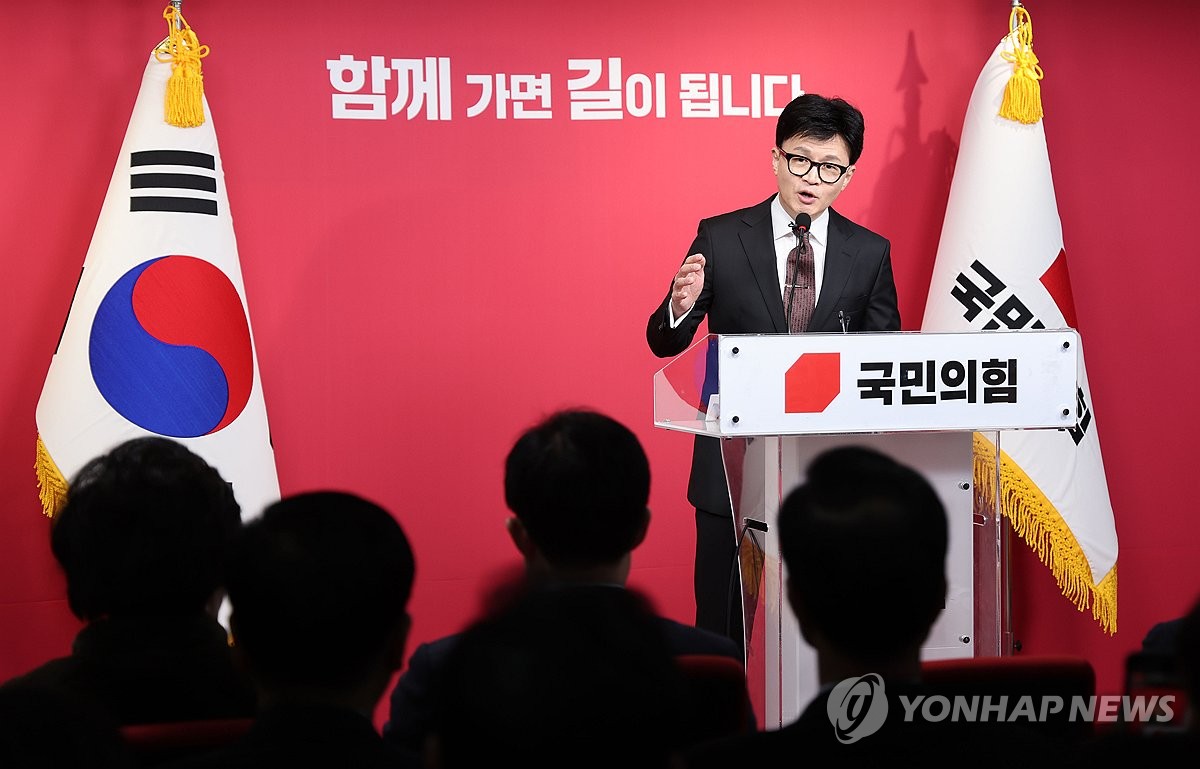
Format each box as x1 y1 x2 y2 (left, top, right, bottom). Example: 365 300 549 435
777 149 850 184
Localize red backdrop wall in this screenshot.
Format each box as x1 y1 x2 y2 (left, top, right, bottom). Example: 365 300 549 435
3 0 1199 718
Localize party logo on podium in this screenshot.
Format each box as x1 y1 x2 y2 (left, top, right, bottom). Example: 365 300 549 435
784 352 840 413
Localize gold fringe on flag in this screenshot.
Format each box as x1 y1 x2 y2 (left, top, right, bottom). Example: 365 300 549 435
35 434 69 519
155 4 210 128
973 433 1117 634
999 5 1044 125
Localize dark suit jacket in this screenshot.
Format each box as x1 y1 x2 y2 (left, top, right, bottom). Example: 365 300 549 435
1 614 255 726
383 595 745 753
646 197 900 515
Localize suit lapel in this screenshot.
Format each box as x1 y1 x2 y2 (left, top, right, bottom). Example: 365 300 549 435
738 197 787 333
811 208 854 331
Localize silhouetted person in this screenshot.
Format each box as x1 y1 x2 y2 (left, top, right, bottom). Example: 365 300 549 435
1180 596 1200 729
165 491 417 768
1141 616 1185 657
1066 594 1200 768
784 447 946 689
384 409 745 752
1 437 254 724
686 445 1049 768
426 582 687 769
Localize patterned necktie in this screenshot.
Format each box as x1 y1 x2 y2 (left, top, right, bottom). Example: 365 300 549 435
784 226 814 333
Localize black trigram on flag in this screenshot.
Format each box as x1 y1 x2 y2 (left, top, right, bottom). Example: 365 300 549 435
130 150 218 216
1066 386 1093 446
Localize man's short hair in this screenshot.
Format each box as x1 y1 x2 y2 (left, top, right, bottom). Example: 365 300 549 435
225 491 415 691
778 446 947 661
51 437 241 620
775 93 866 165
503 409 650 569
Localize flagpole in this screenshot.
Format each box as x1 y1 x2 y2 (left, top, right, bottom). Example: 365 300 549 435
1011 0 1027 35
157 1 183 50
1003 0 1029 652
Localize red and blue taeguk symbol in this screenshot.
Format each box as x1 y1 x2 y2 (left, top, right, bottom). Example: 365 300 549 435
89 255 254 438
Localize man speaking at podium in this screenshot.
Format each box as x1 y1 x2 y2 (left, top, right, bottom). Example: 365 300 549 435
646 93 901 648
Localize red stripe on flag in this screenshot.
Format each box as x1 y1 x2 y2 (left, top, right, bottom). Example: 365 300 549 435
1039 248 1078 329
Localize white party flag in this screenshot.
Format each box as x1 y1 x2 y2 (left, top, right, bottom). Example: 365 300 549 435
921 9 1117 632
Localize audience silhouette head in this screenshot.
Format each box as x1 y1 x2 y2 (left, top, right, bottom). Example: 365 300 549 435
226 490 414 710
779 445 947 678
503 408 651 582
8 437 256 725
52 436 241 621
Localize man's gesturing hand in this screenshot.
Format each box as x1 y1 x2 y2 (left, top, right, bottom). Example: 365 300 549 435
670 254 706 319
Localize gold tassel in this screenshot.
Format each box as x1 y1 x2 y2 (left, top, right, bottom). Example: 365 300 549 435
35 434 69 519
1093 566 1118 634
999 5 1044 125
973 433 1117 635
156 4 210 128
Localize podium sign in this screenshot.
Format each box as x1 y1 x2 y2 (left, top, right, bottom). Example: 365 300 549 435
655 330 1079 436
653 330 1079 729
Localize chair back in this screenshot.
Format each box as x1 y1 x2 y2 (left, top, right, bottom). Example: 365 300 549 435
119 717 253 766
675 653 754 745
921 655 1095 743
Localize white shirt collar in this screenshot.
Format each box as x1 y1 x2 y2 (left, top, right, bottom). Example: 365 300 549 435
771 195 830 247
